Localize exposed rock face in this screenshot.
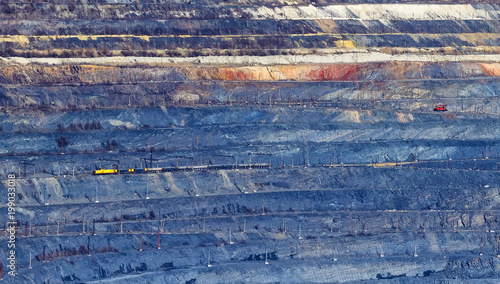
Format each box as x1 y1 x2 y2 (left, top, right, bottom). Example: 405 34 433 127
1 1 500 283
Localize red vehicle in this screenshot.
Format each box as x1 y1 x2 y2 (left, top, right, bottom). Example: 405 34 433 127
434 104 447 111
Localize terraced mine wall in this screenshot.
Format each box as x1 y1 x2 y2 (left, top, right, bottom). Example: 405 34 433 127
1 1 500 283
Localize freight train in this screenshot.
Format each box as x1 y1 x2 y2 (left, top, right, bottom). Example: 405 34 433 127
93 163 270 175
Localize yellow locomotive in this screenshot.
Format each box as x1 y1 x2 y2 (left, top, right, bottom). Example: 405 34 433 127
93 169 118 175
93 168 137 175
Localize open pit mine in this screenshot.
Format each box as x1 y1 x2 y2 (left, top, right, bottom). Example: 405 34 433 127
1 1 500 283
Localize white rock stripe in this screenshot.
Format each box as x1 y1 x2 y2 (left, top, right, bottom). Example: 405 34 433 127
4 52 499 66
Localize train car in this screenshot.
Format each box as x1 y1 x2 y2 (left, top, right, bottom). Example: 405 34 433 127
118 169 135 174
93 169 118 175
133 168 146 174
